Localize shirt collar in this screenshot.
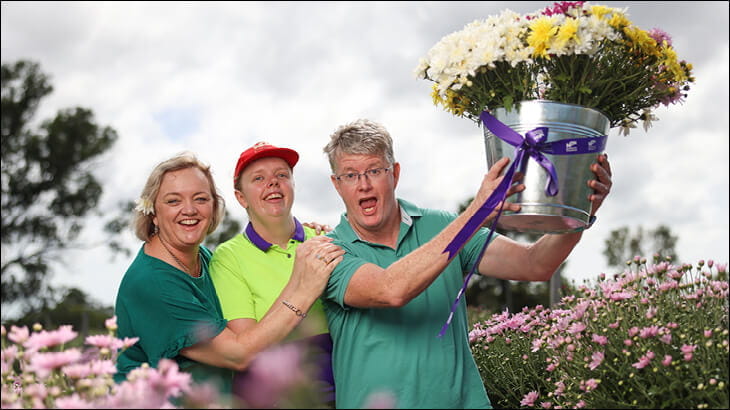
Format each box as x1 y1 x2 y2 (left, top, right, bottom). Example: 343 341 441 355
245 217 305 251
338 198 420 243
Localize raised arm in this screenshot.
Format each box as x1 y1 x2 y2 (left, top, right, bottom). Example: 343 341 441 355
344 157 523 308
478 153 612 281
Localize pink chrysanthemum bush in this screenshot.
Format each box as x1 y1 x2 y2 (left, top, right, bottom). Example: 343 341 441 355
470 257 729 409
0 317 225 409
1 316 333 409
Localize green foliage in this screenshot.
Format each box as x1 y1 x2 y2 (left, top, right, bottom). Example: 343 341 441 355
3 287 113 342
1 60 118 313
204 212 242 251
470 256 729 409
603 224 678 268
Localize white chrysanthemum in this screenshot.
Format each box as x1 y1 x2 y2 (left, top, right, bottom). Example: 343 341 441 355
134 197 154 216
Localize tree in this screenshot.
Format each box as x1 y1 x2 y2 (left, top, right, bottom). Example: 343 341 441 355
602 224 679 268
4 287 114 339
1 60 118 314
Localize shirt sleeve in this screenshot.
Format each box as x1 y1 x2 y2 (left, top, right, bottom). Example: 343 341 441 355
460 226 499 272
322 240 367 309
209 243 256 320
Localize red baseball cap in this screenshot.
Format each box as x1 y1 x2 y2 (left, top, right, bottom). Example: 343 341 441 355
233 141 299 181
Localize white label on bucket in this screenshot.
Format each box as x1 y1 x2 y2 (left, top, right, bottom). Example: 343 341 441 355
566 140 578 152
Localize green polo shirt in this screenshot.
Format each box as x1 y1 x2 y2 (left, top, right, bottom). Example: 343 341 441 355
210 218 328 339
114 245 233 394
323 198 494 409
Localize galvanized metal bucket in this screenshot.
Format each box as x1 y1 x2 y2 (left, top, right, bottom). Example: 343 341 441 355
483 100 610 234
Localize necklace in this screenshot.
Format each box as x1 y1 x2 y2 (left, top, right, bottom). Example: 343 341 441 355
158 235 201 278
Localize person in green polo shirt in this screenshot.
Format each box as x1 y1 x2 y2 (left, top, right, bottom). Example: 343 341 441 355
114 152 344 402
209 142 338 406
320 119 613 409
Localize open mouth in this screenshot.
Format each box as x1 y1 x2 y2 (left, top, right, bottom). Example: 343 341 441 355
265 192 283 201
359 198 377 214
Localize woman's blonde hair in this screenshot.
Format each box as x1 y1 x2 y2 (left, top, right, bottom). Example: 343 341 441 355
133 151 225 242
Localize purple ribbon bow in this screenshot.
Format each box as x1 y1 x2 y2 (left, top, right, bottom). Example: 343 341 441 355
437 110 606 337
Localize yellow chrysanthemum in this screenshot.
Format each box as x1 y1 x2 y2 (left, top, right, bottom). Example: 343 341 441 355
431 84 444 106
608 12 630 30
554 18 580 51
444 88 470 116
528 16 558 58
624 26 659 57
661 48 688 82
589 5 612 20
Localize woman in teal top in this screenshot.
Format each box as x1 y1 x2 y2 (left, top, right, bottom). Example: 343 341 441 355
114 152 344 396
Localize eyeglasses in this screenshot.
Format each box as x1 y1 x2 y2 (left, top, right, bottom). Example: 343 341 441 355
334 167 390 185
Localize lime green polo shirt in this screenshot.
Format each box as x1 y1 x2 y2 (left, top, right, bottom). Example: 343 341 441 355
209 218 328 339
323 198 494 409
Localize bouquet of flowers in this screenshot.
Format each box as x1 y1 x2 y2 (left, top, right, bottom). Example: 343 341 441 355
414 1 694 135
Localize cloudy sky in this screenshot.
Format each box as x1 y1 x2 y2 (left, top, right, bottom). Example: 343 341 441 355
2 1 728 311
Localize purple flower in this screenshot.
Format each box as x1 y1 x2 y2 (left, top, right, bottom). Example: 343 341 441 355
648 28 673 47
639 326 660 339
1 345 19 375
8 325 29 344
591 334 608 345
579 378 600 392
105 316 118 331
27 349 83 379
235 344 307 408
589 351 604 370
632 351 655 370
85 334 123 350
24 325 78 352
62 362 92 379
680 344 697 354
567 322 586 334
363 391 397 409
55 393 94 409
521 391 539 407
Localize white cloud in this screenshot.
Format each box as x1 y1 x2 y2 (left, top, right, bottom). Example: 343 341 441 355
2 1 727 310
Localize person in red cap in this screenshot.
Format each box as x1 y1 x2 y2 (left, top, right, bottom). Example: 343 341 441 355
209 142 339 407
114 151 343 403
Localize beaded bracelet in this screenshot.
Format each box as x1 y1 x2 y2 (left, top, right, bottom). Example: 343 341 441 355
282 300 307 318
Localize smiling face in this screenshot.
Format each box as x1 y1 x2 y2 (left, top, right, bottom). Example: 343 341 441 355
235 156 295 222
331 153 400 240
152 167 214 250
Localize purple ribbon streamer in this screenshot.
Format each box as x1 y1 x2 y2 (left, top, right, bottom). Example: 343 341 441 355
437 110 607 337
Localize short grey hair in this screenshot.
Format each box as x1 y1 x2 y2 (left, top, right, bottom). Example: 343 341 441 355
323 119 395 172
133 151 225 242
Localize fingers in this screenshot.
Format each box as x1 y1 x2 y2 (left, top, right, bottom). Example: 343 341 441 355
487 157 511 179
314 245 345 265
587 153 612 213
306 239 344 265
